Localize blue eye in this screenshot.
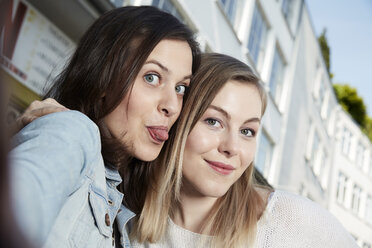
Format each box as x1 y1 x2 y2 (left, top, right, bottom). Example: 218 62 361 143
175 85 187 95
241 128 255 137
144 73 160 85
205 118 222 128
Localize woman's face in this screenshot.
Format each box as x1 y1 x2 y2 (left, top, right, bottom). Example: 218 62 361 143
104 39 193 161
182 81 262 198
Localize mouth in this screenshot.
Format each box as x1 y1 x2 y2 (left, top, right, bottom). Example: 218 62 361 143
147 126 169 144
205 160 235 175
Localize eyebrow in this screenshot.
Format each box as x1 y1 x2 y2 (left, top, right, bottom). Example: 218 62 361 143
145 60 192 80
145 60 169 72
209 105 261 124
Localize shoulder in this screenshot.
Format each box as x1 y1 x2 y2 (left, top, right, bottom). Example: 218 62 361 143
265 190 338 226
22 110 98 134
13 110 100 148
11 110 103 180
257 190 358 247
266 190 316 211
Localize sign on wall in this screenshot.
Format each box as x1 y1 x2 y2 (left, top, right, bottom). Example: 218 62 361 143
0 0 76 96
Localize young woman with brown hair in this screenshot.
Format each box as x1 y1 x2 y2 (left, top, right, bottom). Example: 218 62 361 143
10 6 200 248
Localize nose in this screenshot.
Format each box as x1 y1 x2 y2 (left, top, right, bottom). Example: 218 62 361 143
218 131 239 158
158 85 180 117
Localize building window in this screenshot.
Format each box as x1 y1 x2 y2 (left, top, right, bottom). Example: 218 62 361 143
152 0 184 22
269 47 285 103
317 76 326 106
247 4 268 65
355 143 365 169
218 0 237 23
314 149 326 177
255 131 274 175
281 0 300 34
351 184 361 214
336 172 348 204
309 131 320 167
282 0 294 22
365 195 372 225
341 127 352 156
320 93 330 120
110 0 124 7
313 147 328 189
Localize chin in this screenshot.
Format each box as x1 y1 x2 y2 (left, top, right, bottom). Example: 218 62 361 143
212 190 229 198
201 187 230 198
134 146 162 162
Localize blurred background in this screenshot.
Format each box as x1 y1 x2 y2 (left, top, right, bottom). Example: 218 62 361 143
1 0 371 246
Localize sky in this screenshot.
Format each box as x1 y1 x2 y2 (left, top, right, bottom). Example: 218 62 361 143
306 0 372 116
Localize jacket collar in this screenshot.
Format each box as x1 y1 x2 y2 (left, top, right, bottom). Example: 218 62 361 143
104 164 122 186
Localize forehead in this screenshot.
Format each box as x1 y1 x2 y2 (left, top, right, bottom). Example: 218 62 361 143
145 39 193 74
211 80 262 119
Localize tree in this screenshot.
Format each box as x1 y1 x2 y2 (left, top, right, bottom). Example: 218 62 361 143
333 83 368 127
318 29 333 78
364 117 372 141
319 29 372 141
333 84 372 141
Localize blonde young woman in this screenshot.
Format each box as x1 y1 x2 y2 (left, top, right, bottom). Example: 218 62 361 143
131 53 358 247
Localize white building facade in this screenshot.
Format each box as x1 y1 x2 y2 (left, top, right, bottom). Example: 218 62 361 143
329 108 372 247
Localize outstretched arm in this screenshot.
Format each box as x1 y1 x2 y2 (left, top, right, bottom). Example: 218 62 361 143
10 110 102 246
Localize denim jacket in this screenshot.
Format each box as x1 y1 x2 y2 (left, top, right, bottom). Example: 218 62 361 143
10 111 136 248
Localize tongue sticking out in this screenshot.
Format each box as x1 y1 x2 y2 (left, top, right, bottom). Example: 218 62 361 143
148 128 169 142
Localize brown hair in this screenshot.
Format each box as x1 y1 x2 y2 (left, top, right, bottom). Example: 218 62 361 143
133 53 268 246
45 6 200 168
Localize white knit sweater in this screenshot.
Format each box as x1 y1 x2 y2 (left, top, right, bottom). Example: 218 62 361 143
131 190 358 248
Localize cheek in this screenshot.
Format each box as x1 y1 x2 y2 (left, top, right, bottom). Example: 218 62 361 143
241 143 257 166
235 163 252 185
185 126 218 156
126 93 144 117
104 98 129 136
169 102 183 126
127 79 156 117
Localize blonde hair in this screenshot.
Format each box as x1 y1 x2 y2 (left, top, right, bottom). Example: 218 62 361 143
132 53 268 247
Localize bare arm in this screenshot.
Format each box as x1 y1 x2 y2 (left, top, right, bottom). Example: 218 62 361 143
10 98 68 136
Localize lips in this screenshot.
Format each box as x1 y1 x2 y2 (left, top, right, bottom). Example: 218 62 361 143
147 126 169 144
205 160 235 175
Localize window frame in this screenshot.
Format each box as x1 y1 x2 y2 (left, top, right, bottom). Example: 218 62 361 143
247 3 269 67
269 45 286 104
341 127 352 156
152 0 185 23
336 172 348 205
255 130 274 176
351 184 362 215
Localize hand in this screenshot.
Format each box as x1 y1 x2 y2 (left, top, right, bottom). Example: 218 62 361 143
10 98 69 135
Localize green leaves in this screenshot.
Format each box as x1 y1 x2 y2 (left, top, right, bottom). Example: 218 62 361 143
333 83 372 141
318 29 332 78
317 28 371 141
363 117 372 141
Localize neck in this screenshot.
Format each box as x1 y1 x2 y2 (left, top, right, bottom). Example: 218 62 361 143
172 181 218 234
